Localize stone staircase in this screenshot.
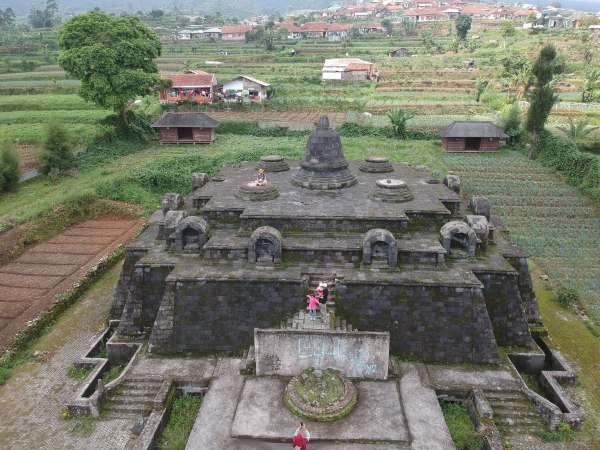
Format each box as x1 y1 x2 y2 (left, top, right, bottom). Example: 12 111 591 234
104 376 163 418
484 389 546 436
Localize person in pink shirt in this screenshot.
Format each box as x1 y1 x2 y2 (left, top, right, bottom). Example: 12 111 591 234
307 295 319 321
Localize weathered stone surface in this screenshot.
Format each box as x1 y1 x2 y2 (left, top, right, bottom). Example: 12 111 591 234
443 173 461 194
248 226 283 264
161 193 183 214
254 329 390 379
258 155 290 172
171 216 209 253
291 116 358 189
191 172 209 191
369 179 414 203
360 156 394 173
440 221 477 257
470 196 491 220
464 215 489 247
363 228 398 267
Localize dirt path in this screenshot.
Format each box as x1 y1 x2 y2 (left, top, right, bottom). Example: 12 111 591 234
0 217 146 352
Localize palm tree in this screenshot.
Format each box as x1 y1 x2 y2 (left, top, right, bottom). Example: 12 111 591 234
556 117 599 142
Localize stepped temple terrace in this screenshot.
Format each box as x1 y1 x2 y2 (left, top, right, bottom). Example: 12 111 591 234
111 116 541 363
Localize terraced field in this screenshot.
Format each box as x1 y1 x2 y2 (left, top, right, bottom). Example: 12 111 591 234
445 150 600 321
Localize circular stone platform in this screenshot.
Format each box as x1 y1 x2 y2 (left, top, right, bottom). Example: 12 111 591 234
235 182 279 201
359 156 394 173
369 179 414 203
258 155 290 172
284 368 358 422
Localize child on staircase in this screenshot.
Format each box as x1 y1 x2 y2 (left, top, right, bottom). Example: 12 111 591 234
306 295 319 321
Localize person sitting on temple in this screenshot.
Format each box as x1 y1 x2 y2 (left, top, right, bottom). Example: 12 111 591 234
256 168 267 186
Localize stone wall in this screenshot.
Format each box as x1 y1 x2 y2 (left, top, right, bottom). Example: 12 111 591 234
118 264 175 336
110 248 148 320
254 329 390 379
472 271 532 347
149 280 306 353
506 256 542 324
335 282 500 363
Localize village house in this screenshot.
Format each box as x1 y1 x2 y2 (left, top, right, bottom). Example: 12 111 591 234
203 27 222 40
322 58 375 81
159 71 217 103
325 23 352 41
590 25 600 37
439 121 507 152
300 22 329 38
152 112 219 144
221 25 254 41
221 75 270 102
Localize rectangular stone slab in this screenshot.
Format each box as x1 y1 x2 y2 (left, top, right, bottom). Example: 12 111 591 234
230 377 409 443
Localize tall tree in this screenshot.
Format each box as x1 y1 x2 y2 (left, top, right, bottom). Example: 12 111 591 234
381 18 393 36
455 14 472 40
525 44 558 158
57 12 164 126
44 0 59 26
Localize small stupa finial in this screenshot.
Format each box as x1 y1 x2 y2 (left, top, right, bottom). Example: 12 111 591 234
319 116 330 128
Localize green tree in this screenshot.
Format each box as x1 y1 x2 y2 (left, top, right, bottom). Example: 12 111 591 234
526 44 559 157
455 14 472 40
501 103 523 145
556 117 599 143
388 108 414 139
581 70 600 103
1 8 16 30
262 30 275 51
381 18 393 36
580 15 600 28
0 140 21 193
44 0 59 26
38 121 73 172
473 77 488 102
527 13 537 25
57 12 163 127
401 19 417 37
501 21 516 38
420 30 436 52
149 9 164 19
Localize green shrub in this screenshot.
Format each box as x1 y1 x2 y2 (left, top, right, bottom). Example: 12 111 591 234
536 422 573 442
555 285 580 309
534 131 600 204
38 121 74 172
0 141 21 192
480 90 506 112
388 108 414 139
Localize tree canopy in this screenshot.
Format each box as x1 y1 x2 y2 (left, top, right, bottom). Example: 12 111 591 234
57 12 164 125
526 44 558 157
455 14 472 40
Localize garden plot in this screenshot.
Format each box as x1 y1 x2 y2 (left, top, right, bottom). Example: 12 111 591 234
0 218 145 352
445 151 600 321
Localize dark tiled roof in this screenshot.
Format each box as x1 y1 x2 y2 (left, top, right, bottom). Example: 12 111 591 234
439 121 508 138
162 72 215 88
152 112 219 128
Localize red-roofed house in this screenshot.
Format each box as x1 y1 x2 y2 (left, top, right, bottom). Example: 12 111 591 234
325 23 352 41
160 71 217 103
300 22 329 38
221 25 254 41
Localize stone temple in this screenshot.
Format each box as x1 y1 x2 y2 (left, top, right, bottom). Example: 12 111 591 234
111 116 541 363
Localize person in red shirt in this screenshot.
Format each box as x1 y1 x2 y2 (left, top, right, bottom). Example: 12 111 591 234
292 422 310 450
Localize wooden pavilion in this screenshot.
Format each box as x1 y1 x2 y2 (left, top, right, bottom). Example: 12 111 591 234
439 121 508 152
152 112 219 144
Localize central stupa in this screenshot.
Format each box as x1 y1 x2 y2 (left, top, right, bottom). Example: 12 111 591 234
291 116 358 189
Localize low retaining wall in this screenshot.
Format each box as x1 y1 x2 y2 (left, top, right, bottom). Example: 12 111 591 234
254 328 389 379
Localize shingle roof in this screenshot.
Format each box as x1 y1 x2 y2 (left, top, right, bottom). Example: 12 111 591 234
162 73 215 88
439 121 508 138
152 112 219 128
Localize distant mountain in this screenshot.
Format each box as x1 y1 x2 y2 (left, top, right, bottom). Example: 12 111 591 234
0 0 331 18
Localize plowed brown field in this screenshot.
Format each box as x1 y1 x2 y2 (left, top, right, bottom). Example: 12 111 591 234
0 217 145 351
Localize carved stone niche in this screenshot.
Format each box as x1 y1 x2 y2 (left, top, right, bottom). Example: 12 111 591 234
464 215 489 248
363 229 398 267
171 216 209 253
162 193 183 214
440 221 477 257
248 226 283 264
163 210 187 246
